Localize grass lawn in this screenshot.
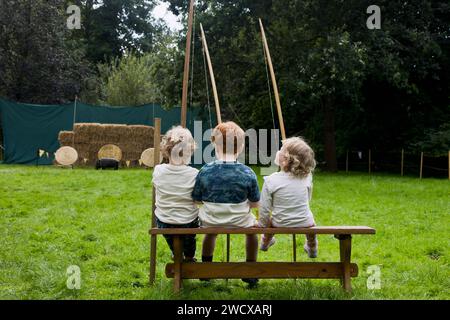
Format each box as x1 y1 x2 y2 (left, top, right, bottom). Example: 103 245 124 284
0 164 448 300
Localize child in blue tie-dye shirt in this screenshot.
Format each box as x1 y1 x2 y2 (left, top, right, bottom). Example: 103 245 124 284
192 122 260 287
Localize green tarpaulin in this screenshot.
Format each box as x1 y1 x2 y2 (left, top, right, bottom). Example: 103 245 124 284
0 99 212 165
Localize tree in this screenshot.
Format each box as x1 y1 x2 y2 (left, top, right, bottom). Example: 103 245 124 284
98 30 181 107
68 0 159 64
99 52 155 106
0 0 91 104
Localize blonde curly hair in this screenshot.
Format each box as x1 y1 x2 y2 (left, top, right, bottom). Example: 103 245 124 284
161 126 197 165
279 137 316 178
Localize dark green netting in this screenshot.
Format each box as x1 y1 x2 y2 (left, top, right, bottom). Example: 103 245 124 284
0 99 213 165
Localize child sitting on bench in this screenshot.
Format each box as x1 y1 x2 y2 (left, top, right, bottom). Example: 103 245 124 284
153 126 199 262
258 137 318 258
192 121 260 287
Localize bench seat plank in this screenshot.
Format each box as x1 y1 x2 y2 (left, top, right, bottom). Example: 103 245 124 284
150 226 375 235
165 262 358 279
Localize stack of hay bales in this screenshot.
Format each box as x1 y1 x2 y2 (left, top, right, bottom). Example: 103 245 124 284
58 123 154 166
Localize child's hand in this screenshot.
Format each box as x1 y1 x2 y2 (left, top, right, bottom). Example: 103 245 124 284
194 201 203 207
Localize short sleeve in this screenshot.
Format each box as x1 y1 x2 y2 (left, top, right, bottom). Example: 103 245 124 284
247 171 260 203
258 178 272 227
152 165 161 185
306 173 313 187
191 172 203 201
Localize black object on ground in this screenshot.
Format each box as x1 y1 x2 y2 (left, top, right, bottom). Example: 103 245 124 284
96 158 119 170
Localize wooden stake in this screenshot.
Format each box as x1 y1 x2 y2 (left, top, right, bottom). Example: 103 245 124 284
420 152 424 179
346 150 349 173
150 118 161 285
200 23 222 124
181 0 195 128
368 149 372 174
448 151 450 180
72 96 78 147
401 149 404 177
259 18 286 141
153 118 161 169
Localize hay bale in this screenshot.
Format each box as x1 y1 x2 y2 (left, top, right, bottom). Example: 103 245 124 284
58 131 74 147
74 123 101 143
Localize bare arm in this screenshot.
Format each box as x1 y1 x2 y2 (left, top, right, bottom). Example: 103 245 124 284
258 182 272 227
249 201 260 209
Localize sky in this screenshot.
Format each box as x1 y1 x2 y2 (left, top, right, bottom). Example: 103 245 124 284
152 1 183 31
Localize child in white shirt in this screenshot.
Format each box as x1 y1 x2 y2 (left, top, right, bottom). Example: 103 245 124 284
152 126 199 261
258 137 318 258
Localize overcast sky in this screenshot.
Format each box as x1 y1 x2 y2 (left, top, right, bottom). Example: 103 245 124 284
152 1 182 31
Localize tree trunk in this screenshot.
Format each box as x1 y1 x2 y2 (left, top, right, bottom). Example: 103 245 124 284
323 97 338 172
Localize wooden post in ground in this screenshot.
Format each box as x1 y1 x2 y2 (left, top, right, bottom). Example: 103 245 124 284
149 118 161 285
346 150 349 173
401 149 404 177
368 149 372 174
448 151 450 180
420 152 424 179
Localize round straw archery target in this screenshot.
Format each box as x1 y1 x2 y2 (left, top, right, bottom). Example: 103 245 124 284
141 148 162 168
55 146 78 166
98 144 122 161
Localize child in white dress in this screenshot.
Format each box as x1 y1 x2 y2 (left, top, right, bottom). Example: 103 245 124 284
152 126 199 261
258 137 318 258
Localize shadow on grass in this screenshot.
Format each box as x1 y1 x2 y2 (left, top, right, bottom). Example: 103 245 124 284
143 278 375 300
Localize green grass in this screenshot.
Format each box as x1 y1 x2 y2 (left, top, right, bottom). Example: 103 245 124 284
0 164 448 300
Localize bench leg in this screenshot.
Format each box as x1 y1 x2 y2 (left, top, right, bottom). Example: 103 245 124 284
226 234 230 262
337 235 352 292
149 234 157 285
150 187 157 285
173 235 183 293
292 234 297 262
226 235 230 284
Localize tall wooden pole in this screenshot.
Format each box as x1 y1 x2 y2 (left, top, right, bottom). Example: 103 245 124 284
150 118 161 285
181 0 195 128
259 18 286 141
72 96 78 147
200 23 222 124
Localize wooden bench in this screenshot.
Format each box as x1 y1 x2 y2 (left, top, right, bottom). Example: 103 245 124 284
149 226 375 293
